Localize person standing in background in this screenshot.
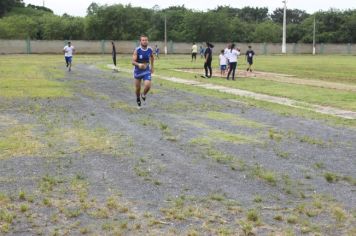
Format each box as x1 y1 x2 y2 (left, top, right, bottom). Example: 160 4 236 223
111 41 117 71
219 49 227 77
154 45 160 59
226 43 240 81
199 45 204 58
202 42 214 78
191 42 198 62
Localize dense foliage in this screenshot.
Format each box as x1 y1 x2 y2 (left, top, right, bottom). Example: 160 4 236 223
0 1 355 43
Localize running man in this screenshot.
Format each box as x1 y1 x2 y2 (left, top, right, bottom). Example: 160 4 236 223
191 42 198 62
132 35 154 108
63 41 75 72
245 45 255 72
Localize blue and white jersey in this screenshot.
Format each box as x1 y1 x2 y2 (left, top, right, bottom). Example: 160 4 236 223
134 46 153 70
133 46 153 80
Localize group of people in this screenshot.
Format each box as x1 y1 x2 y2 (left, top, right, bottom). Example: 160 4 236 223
193 42 255 80
62 37 255 109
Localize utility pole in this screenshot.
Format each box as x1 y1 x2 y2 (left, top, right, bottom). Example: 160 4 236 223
282 0 287 54
164 15 167 55
313 16 316 55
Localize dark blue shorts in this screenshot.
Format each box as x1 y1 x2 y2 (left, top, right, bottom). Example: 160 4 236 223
247 59 253 65
134 69 151 81
220 65 227 70
65 56 72 63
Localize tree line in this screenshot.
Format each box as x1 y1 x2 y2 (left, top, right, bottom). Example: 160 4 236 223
0 0 355 43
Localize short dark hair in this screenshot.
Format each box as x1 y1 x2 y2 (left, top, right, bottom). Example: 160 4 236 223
221 50 224 53
248 45 252 48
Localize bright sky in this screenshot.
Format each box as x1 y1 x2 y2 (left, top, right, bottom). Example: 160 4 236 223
24 0 355 16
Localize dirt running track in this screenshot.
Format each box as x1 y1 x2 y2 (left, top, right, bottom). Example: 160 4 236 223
0 63 355 235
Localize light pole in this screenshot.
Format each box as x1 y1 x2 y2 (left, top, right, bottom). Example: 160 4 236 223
313 16 316 55
282 0 287 54
164 15 167 55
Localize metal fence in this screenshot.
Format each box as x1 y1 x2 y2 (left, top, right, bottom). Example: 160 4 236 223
0 39 354 55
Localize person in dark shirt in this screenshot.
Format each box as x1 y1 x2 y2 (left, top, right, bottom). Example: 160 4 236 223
202 42 214 78
112 41 117 68
245 45 255 72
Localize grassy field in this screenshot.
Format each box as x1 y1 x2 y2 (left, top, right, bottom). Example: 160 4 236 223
0 55 71 98
0 54 355 235
113 54 356 111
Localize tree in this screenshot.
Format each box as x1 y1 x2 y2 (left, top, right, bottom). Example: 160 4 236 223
0 15 36 38
253 21 282 43
237 7 269 23
271 8 310 24
0 0 24 17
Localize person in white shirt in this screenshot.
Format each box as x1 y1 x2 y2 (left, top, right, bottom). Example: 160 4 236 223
224 43 232 73
191 42 198 62
219 50 227 77
226 43 240 81
63 41 75 72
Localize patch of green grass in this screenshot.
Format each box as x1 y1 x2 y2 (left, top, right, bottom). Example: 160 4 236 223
268 129 284 142
274 148 290 159
0 125 44 159
253 195 263 203
251 164 278 186
18 190 26 200
206 148 234 164
286 215 298 224
207 129 259 144
64 208 82 218
0 56 71 98
80 88 109 100
239 220 253 235
39 175 62 193
110 100 138 113
313 162 325 169
203 111 266 128
332 206 347 223
274 215 283 221
0 209 14 224
246 209 260 223
324 172 339 183
209 193 226 202
299 135 325 146
20 204 29 213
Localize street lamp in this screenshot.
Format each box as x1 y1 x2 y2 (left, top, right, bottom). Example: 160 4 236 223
313 16 316 55
282 0 287 54
164 15 167 55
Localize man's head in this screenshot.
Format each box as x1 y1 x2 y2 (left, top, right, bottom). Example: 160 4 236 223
248 45 252 49
193 42 196 45
221 50 224 54
140 35 148 48
68 41 71 46
112 41 115 45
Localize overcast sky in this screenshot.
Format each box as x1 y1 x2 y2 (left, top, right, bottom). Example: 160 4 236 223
24 0 355 16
